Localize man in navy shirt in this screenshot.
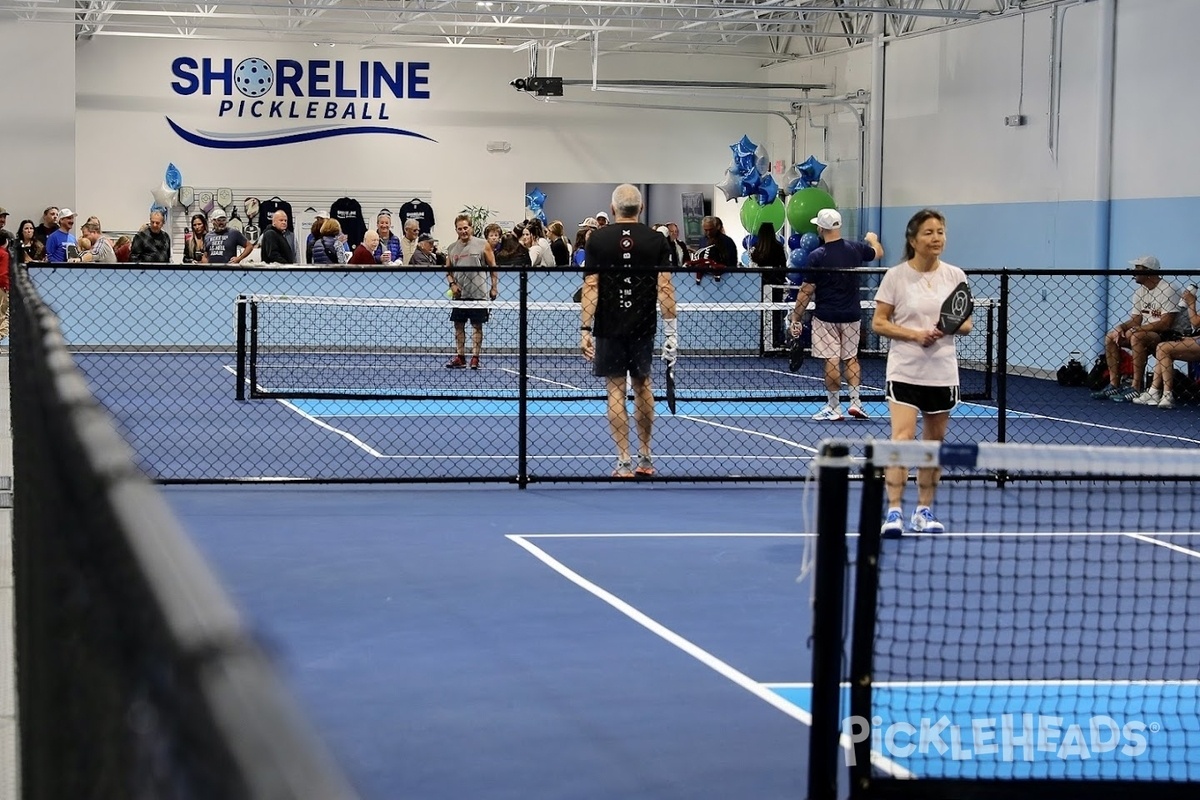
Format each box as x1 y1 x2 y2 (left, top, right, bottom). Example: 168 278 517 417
790 209 883 420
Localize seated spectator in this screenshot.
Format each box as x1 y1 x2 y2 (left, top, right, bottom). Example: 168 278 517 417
1092 255 1178 402
409 233 439 266
348 230 380 265
114 236 132 263
1134 283 1200 408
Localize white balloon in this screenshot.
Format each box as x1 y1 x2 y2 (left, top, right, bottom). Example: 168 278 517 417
717 169 741 201
151 181 178 209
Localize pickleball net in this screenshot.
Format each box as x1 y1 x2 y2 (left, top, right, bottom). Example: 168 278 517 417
806 440 1200 800
235 294 997 402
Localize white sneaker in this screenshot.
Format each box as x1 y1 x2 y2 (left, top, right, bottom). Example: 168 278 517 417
1158 392 1176 409
812 405 844 421
848 402 869 420
1132 389 1161 405
881 509 904 538
910 507 945 534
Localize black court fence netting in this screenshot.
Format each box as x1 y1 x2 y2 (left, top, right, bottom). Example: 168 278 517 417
806 439 1200 800
25 264 1200 483
10 264 359 799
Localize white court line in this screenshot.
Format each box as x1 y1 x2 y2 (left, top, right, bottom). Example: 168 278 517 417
986 408 1200 447
676 416 820 454
521 532 811 539
497 367 584 391
1123 532 1200 559
762 679 1200 689
507 534 913 778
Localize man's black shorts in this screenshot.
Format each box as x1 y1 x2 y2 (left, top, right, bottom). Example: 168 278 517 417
594 336 654 379
450 306 490 325
886 381 959 414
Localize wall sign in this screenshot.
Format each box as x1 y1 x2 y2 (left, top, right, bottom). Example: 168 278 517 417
166 56 437 149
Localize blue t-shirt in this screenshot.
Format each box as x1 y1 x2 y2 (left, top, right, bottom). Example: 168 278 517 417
805 238 877 323
46 229 76 263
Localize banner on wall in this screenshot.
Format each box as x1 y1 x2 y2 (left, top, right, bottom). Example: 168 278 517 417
681 192 705 249
166 56 438 149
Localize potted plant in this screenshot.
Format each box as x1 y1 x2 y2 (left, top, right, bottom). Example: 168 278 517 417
459 205 495 237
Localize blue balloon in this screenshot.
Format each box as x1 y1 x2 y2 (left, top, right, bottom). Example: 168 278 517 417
777 232 786 245
788 233 804 250
797 155 827 188
799 232 821 252
740 251 751 267
788 248 808 269
742 234 753 249
525 187 547 210
738 167 762 198
164 163 183 191
755 173 779 205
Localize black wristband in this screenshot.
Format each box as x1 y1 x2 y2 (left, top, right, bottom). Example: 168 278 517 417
580 325 592 331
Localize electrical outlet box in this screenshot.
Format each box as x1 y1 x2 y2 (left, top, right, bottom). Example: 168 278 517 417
1005 115 1027 127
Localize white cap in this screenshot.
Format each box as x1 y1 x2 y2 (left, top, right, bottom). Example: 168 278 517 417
654 225 670 238
209 208 228 221
810 208 841 230
595 211 609 221
1130 255 1160 271
59 207 75 219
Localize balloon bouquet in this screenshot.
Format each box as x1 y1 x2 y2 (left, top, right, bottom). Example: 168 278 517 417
150 163 183 218
778 155 835 370
525 187 547 224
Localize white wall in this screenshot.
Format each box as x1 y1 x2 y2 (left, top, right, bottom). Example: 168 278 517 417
0 18 75 226
73 39 770 235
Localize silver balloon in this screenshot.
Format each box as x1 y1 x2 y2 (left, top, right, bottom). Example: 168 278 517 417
716 168 741 201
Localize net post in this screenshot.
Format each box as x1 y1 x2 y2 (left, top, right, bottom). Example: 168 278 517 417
517 269 529 488
249 299 259 399
235 295 246 401
996 271 1009 445
807 440 852 800
848 444 885 798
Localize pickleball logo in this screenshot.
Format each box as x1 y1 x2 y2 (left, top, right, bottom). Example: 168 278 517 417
167 55 437 149
234 58 272 98
843 713 1151 765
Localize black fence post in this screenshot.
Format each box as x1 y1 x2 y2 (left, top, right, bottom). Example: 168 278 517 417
807 441 851 800
235 295 246 401
849 446 885 798
518 269 529 488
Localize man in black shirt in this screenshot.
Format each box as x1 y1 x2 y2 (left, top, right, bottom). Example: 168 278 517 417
259 210 296 264
580 184 678 478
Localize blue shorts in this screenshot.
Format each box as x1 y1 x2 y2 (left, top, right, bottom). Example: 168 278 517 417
886 381 959 414
593 336 654 380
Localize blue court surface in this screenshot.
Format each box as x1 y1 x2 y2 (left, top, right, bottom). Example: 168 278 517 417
163 483 1200 798
72 351 1200 481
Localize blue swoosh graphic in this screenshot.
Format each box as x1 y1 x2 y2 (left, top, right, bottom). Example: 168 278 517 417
167 117 437 149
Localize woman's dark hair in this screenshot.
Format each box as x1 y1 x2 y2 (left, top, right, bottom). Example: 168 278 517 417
18 219 36 241
497 232 526 260
903 208 946 261
573 228 589 252
525 218 545 239
750 222 786 268
190 213 208 232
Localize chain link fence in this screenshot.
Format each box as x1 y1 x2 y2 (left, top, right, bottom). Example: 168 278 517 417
24 264 1200 483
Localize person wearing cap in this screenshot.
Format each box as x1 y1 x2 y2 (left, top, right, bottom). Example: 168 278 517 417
204 209 253 264
45 207 77 263
129 210 172 263
594 211 609 228
0 207 9 233
790 208 883 421
259 210 296 264
872 208 971 537
1093 255 1179 402
409 232 439 266
578 216 599 231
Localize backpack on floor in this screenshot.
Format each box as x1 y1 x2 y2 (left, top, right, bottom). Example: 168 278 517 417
1057 355 1088 387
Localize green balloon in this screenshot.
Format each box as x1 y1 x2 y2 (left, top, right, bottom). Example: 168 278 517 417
786 187 837 236
739 196 786 235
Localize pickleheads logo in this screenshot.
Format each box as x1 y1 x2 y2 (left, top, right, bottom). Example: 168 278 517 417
166 56 437 149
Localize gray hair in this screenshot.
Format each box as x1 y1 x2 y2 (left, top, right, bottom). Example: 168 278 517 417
610 183 641 219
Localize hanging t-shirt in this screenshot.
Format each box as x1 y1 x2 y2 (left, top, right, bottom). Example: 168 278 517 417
398 199 435 235
258 198 294 232
330 197 367 246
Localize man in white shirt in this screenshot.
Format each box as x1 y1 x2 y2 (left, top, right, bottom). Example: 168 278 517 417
1094 255 1179 402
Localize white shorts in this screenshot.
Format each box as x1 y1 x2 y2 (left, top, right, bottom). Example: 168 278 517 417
810 318 861 360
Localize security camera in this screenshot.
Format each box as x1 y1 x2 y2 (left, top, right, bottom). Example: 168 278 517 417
510 77 527 92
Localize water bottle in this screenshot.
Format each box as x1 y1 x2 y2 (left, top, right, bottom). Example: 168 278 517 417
1182 282 1197 307
1069 350 1082 365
